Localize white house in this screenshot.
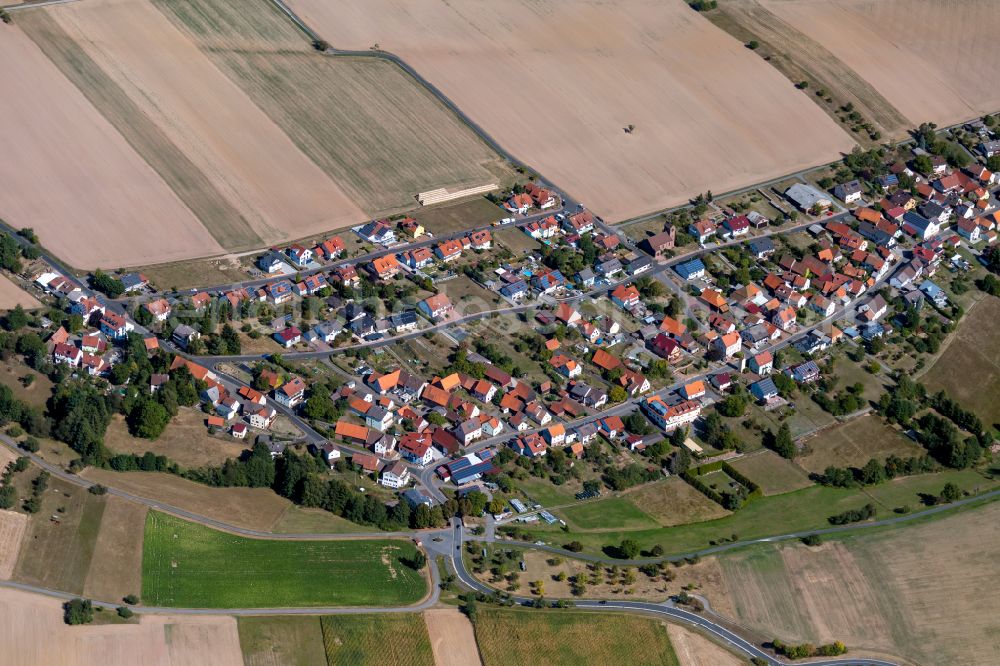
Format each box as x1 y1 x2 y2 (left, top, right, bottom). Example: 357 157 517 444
247 405 277 429
380 461 411 489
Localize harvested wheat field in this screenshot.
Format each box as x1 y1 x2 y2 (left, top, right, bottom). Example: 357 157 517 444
0 276 41 311
0 23 220 269
720 500 1000 665
82 496 147 602
152 0 513 216
762 0 1000 126
0 509 28 580
705 0 909 140
290 0 854 221
80 467 291 531
666 624 743 666
424 609 481 666
37 0 363 251
0 587 242 666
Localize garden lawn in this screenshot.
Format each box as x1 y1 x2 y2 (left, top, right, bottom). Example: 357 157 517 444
729 450 813 496
474 609 678 666
141 512 427 608
557 496 659 531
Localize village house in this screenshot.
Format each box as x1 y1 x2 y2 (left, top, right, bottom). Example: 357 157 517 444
368 254 400 280
273 326 302 348
53 342 82 367
525 182 558 209
435 239 464 262
315 236 346 261
722 215 750 238
549 354 583 379
400 247 434 270
688 219 716 244
285 244 313 268
143 298 171 322
834 180 863 204
610 283 641 310
380 461 411 489
357 220 396 245
418 293 453 320
749 350 773 375
679 380 705 400
713 331 742 358
642 395 701 431
274 376 307 408
99 312 133 340
787 361 821 384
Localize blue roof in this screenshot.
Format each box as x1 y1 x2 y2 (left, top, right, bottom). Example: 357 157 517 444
902 211 934 233
452 462 496 486
675 258 706 277
750 377 778 397
919 280 945 297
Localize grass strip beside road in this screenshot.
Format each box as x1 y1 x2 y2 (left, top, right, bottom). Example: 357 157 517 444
515 468 999 556
141 511 427 608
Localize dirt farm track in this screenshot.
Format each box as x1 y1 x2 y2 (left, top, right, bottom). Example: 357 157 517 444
290 0 855 222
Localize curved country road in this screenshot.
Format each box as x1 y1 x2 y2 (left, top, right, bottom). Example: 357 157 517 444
5 432 982 663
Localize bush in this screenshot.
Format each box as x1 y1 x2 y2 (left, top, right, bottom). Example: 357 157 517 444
123 594 139 605
828 503 875 526
801 534 822 547
117 606 134 619
63 598 94 625
618 539 640 560
745 40 759 50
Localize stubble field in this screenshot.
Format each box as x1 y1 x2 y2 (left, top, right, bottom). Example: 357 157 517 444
151 0 514 216
0 21 221 269
719 499 1000 665
705 0 910 140
0 587 243 666
7 0 510 268
761 0 1000 126
320 614 434 666
289 0 854 222
0 276 41 310
795 414 926 475
473 609 679 666
81 496 148 602
666 624 744 666
0 509 28 580
29 0 363 254
424 608 482 666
